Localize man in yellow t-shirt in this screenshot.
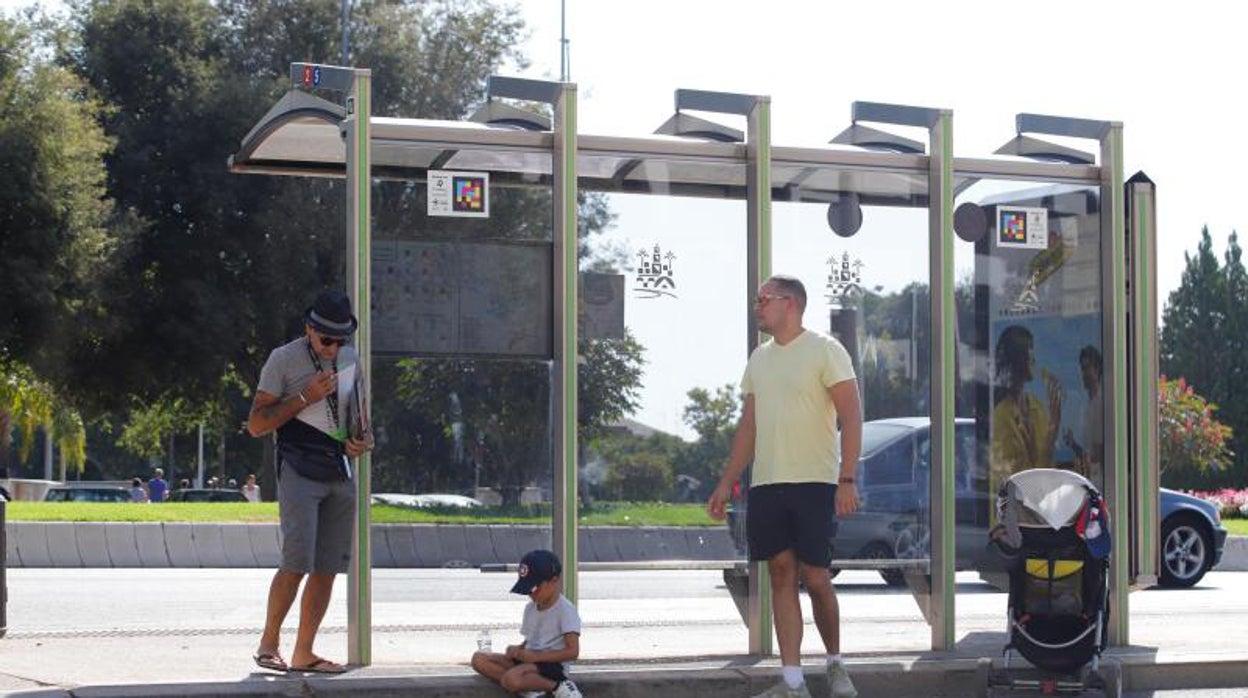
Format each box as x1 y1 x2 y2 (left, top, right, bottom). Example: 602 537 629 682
708 275 862 698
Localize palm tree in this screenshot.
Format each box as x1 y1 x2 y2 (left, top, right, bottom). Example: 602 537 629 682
1 359 86 478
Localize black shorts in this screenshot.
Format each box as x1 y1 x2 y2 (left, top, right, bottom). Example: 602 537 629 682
536 661 567 682
746 482 838 566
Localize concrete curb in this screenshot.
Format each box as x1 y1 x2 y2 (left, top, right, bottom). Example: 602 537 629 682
1214 534 1248 571
4 520 1247 570
2 522 737 569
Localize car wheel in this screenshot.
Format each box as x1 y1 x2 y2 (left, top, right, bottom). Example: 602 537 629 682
862 543 906 587
1159 515 1212 588
894 525 929 560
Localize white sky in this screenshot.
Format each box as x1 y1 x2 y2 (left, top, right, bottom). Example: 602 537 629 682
508 0 1248 437
6 0 1246 439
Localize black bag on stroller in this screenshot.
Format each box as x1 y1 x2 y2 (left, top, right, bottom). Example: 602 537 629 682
979 468 1120 696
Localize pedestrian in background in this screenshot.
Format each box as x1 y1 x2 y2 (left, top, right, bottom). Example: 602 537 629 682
129 477 148 503
242 473 260 503
148 468 169 502
708 275 862 698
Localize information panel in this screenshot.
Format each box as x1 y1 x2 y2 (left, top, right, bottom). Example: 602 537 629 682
371 240 551 357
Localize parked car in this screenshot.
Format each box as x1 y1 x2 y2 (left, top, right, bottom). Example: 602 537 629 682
728 417 1228 589
167 488 248 503
43 486 130 503
371 493 484 508
1158 487 1227 588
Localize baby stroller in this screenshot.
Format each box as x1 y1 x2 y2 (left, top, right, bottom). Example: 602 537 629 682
977 468 1121 697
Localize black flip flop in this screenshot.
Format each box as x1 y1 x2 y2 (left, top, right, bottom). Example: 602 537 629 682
291 658 348 674
253 652 288 672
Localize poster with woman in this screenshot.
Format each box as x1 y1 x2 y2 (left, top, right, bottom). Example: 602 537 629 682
976 184 1105 501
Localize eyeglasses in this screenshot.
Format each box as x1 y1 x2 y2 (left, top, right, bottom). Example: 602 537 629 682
754 294 791 306
317 333 348 347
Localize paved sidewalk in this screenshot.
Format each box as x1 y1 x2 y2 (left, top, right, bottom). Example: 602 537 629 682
3 570 1248 697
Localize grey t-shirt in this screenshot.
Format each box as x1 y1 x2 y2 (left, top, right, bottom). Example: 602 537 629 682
257 337 359 445
521 594 581 654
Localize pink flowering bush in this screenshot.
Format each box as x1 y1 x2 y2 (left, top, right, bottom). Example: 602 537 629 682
1185 488 1248 519
1159 376 1233 476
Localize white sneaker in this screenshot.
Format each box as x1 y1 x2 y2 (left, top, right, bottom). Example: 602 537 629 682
751 680 813 698
552 679 583 698
517 692 544 698
825 661 858 698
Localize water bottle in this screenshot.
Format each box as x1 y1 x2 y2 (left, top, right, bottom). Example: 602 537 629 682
476 628 492 652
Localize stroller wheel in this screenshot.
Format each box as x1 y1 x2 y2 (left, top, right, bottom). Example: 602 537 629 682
1097 658 1122 698
975 657 994 698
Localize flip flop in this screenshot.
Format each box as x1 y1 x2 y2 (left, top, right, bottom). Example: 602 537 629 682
253 652 288 672
291 658 348 674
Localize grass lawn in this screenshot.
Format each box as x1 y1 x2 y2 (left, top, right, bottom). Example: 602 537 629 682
1224 518 1248 536
7 501 1243 534
3 501 720 527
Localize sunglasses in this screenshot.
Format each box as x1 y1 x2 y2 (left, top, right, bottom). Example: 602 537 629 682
754 294 792 306
317 333 348 347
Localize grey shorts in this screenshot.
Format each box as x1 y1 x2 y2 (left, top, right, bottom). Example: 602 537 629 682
277 465 355 574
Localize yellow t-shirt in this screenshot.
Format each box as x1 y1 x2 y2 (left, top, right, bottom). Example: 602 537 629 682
741 330 856 486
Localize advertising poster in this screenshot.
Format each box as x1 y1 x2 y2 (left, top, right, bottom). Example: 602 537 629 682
978 186 1105 510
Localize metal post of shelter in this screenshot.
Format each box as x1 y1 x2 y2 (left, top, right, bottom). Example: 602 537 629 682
486 76 580 601
346 68 374 667
553 81 579 603
1100 121 1128 645
1127 173 1159 590
852 100 957 650
675 87 773 654
318 61 375 667
1016 113 1127 644
746 94 772 656
927 108 956 651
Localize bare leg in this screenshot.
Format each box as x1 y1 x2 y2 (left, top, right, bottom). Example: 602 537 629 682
471 651 516 681
768 549 804 666
802 562 841 654
290 572 337 668
257 569 304 660
500 664 560 693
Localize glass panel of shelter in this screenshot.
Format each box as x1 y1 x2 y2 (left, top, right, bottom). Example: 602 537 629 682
575 154 751 657
773 163 935 653
367 147 556 528
952 177 1104 641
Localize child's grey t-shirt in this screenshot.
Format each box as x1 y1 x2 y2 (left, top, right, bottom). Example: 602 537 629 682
521 595 581 653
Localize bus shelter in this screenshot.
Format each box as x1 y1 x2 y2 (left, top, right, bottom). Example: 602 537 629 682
230 64 1159 665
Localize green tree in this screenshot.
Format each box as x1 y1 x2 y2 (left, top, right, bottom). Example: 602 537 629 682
674 384 739 499
603 451 673 502
857 278 977 419
0 15 119 392
1160 227 1247 487
393 332 645 505
0 358 87 476
1158 376 1232 488
60 0 530 483
1161 228 1227 409
588 428 684 502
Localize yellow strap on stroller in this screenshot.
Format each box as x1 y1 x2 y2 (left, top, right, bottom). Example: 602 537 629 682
1025 559 1084 580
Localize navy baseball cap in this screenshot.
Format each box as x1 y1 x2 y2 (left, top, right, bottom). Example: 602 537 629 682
511 549 562 594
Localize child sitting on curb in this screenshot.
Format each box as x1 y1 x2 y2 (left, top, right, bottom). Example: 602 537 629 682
471 549 584 697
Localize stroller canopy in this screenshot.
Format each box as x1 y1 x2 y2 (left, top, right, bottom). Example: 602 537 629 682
995 468 1111 560
1003 469 1097 530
